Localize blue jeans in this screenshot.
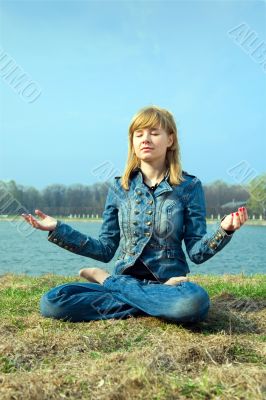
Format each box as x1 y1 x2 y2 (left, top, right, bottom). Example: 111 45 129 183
40 275 210 323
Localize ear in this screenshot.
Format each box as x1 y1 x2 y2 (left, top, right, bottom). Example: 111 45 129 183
168 133 174 148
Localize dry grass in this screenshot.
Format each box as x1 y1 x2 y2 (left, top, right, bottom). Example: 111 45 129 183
0 273 265 399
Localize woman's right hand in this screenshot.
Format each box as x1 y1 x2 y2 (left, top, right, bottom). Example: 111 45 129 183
21 209 58 231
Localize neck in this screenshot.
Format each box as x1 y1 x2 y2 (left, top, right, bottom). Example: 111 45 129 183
139 161 167 186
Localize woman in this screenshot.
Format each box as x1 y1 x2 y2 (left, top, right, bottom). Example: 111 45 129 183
21 105 248 323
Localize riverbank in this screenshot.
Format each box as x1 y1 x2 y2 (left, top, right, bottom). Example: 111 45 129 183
0 273 265 399
1 215 266 226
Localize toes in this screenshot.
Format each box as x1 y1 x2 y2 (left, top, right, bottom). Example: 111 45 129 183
174 277 189 282
170 277 189 285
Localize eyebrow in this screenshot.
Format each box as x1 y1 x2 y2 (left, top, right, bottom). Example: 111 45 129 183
135 128 159 132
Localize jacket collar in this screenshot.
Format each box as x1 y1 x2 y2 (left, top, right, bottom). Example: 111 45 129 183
132 167 173 197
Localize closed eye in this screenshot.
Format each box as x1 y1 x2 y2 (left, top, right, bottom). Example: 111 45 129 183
135 131 159 136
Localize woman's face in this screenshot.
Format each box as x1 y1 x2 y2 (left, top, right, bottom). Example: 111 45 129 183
132 125 173 164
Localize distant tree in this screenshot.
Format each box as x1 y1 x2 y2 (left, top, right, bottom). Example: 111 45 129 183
42 184 67 215
22 186 43 213
1 176 264 218
246 173 266 218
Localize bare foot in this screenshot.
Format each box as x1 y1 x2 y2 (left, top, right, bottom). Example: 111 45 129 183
164 276 189 286
79 268 111 284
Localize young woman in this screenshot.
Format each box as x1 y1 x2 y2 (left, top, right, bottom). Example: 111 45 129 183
21 105 248 323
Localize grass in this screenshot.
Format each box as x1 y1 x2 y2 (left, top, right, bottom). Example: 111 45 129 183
0 273 265 399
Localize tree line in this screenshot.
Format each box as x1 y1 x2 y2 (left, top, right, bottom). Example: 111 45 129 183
0 174 265 218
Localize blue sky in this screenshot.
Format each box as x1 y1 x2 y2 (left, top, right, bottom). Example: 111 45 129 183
0 0 265 189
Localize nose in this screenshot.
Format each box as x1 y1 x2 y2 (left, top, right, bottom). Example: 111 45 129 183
141 132 151 143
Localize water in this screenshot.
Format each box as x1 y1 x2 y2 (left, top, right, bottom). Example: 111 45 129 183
0 220 265 277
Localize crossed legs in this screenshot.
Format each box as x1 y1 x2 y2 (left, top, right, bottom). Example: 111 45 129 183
40 268 208 323
79 267 189 286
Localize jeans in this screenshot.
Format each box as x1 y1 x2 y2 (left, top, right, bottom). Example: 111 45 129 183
40 274 211 324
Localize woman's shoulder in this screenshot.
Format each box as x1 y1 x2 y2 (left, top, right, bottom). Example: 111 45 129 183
113 170 198 178
181 170 201 183
182 170 197 179
112 170 202 191
181 171 203 194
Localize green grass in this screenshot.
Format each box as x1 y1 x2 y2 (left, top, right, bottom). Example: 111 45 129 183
0 273 265 399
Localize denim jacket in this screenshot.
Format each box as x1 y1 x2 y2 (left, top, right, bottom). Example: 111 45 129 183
47 168 234 283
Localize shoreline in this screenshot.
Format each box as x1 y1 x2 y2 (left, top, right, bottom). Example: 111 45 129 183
0 216 266 226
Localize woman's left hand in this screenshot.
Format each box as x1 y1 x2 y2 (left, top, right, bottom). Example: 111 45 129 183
221 207 248 232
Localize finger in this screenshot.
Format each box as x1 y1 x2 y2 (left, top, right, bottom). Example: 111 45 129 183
238 207 245 223
29 214 39 229
238 207 249 225
29 214 35 225
240 207 248 223
35 209 47 219
243 207 248 221
22 214 38 229
21 214 31 224
233 212 241 229
222 213 233 230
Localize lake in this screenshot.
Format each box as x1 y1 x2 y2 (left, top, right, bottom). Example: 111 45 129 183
0 220 265 277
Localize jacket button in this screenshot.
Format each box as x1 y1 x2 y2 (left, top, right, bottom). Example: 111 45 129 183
133 221 138 225
136 190 142 195
132 241 137 245
64 245 69 250
134 210 140 214
133 231 138 235
129 251 135 255
58 241 63 246
146 221 152 226
53 238 58 243
209 241 217 249
135 200 141 204
148 200 153 205
146 210 153 215
144 232 151 237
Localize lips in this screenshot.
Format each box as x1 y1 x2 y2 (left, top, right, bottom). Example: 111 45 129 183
141 147 153 151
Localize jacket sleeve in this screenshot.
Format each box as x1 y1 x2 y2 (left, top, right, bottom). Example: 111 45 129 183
47 183 120 263
183 178 234 264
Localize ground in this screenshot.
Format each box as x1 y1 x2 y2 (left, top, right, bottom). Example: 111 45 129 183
0 273 265 399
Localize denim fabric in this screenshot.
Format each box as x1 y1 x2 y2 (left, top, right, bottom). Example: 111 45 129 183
124 259 157 281
40 274 211 323
40 168 234 323
47 168 234 283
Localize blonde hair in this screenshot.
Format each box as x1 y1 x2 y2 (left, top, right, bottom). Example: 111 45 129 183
121 105 185 190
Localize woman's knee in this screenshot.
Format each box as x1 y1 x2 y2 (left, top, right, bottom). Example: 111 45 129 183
185 284 210 321
187 284 210 313
39 287 76 320
40 292 65 319
162 283 210 323
39 283 80 319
